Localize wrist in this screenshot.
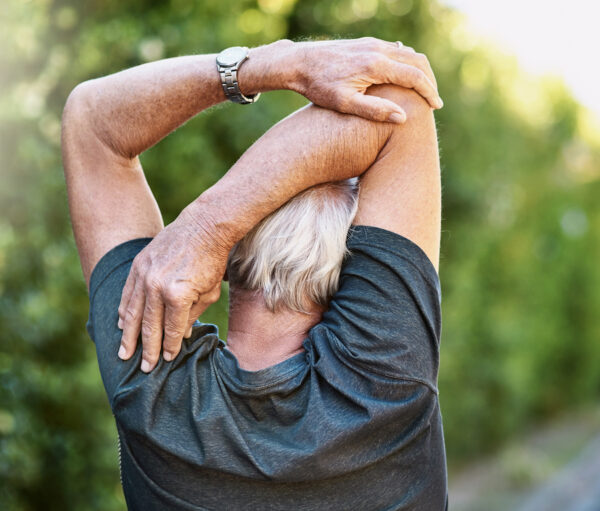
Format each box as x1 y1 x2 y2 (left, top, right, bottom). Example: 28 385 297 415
184 186 253 256
180 195 236 261
237 39 299 96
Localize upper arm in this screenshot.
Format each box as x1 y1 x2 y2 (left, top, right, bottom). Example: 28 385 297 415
320 89 442 380
61 83 164 288
87 238 152 405
320 225 441 382
352 85 441 272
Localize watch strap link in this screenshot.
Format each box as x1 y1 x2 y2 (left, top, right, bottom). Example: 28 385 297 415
218 66 260 104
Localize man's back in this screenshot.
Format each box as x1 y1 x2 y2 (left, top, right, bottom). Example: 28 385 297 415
87 226 447 510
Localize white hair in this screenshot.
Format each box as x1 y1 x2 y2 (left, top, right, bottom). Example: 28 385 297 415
227 179 359 313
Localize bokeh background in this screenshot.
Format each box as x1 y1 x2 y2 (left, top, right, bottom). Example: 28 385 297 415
1 0 599 509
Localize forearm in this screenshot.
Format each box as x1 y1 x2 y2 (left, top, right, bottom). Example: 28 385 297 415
107 38 444 370
186 95 394 252
64 37 442 163
64 40 294 159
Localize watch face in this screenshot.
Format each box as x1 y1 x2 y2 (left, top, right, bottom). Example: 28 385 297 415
217 46 248 67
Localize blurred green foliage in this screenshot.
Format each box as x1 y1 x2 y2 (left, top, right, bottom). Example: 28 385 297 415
1 0 599 509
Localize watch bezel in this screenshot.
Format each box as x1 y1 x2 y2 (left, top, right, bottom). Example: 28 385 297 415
216 46 249 68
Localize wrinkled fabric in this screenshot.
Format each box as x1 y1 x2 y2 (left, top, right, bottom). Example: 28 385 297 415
87 225 448 510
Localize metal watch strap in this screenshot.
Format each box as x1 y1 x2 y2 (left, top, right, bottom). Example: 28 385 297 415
218 66 258 104
216 47 260 105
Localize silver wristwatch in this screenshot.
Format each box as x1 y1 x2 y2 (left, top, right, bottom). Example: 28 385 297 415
216 46 260 105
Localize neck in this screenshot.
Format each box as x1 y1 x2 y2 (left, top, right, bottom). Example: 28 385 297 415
226 289 323 371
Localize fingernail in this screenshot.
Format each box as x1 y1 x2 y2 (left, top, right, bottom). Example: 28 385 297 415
389 112 406 124
118 317 123 329
118 345 127 360
141 359 151 373
163 351 173 362
436 97 444 108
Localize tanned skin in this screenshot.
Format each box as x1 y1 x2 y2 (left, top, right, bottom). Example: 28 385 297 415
226 86 440 370
62 38 441 372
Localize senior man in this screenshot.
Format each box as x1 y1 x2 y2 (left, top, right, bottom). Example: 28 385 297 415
62 38 446 510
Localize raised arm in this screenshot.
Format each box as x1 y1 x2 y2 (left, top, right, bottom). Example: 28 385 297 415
62 38 442 372
116 84 439 372
64 39 441 288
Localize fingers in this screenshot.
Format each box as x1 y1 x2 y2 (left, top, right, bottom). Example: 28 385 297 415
345 93 407 123
140 287 165 372
184 301 206 339
162 293 191 362
118 269 136 329
123 279 221 372
371 39 441 105
184 283 222 337
118 277 145 361
163 281 221 361
400 49 439 90
390 61 442 109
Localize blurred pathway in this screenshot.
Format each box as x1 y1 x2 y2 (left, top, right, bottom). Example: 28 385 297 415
448 407 600 511
516 433 600 511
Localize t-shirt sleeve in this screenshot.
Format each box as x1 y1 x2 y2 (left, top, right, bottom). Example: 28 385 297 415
86 238 153 408
319 225 442 384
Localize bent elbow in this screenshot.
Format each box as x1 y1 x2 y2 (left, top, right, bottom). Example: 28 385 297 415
62 80 125 173
62 81 95 133
61 82 96 177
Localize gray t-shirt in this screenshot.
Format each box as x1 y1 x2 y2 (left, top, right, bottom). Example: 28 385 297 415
87 225 448 510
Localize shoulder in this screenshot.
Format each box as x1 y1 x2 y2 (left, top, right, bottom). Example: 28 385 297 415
316 224 442 384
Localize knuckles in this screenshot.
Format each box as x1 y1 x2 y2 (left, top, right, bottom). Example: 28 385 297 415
163 283 187 307
209 286 221 301
406 52 437 86
365 54 386 74
406 67 425 85
130 255 146 275
413 53 434 74
412 53 430 70
163 326 184 341
141 320 159 342
141 273 188 306
124 307 139 322
144 274 162 292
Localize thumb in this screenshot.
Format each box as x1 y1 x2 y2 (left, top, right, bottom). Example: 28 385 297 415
184 301 206 338
184 283 222 337
345 93 406 123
